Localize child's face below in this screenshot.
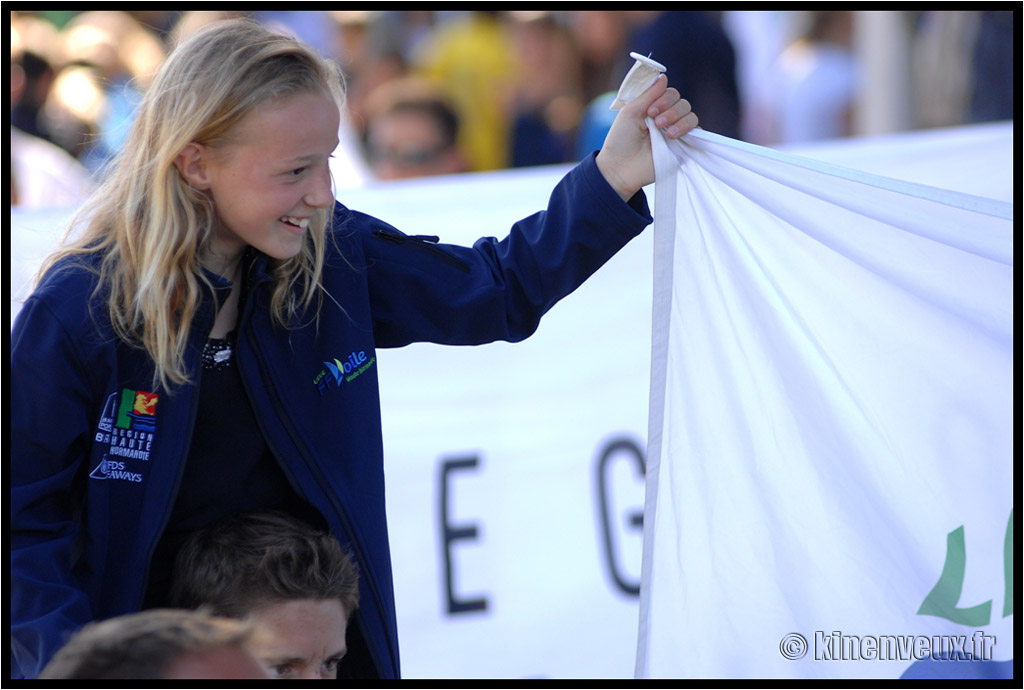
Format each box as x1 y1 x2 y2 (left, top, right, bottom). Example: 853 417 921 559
246 598 349 680
200 89 340 272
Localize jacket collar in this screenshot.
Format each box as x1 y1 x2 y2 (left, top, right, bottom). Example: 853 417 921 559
198 249 273 297
243 247 274 290
194 249 275 337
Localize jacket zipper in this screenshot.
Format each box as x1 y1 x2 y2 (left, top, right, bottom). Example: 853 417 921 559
138 333 207 610
136 277 238 612
241 316 397 678
372 227 471 274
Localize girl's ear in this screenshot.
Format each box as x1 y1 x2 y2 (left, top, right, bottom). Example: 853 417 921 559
174 142 212 190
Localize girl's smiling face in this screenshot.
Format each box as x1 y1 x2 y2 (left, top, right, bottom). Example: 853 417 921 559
182 88 340 274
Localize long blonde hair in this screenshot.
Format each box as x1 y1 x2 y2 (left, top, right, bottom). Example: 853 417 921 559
40 19 346 390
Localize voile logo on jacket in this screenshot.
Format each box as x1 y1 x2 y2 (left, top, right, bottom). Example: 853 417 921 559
313 350 377 396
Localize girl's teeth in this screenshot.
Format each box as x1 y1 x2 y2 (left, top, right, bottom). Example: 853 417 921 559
281 216 309 229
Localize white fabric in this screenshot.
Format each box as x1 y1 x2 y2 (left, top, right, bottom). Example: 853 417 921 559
638 126 1013 678
781 121 1015 203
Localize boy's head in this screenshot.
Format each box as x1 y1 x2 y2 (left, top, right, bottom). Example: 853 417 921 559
39 608 268 680
170 510 359 679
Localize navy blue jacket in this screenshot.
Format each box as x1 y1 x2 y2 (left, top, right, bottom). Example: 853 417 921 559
10 155 652 679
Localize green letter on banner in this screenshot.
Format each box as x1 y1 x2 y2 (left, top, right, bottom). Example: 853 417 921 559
917 525 992 627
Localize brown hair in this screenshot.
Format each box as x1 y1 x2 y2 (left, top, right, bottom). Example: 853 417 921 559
170 511 360 619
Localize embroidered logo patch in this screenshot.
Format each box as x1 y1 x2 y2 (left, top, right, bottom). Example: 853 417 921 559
90 388 158 483
313 350 377 396
89 456 144 482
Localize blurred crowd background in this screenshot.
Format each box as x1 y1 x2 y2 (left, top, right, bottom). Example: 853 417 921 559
9 10 1015 209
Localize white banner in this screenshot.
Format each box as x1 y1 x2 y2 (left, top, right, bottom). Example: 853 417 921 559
10 122 1012 680
638 126 1013 679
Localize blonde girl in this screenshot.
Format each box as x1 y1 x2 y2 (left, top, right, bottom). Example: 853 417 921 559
12 17 697 679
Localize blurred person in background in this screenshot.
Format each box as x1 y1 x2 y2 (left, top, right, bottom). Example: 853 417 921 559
41 11 166 172
761 10 859 144
568 11 632 160
362 10 437 74
721 10 799 146
10 14 94 207
966 10 1013 124
569 10 632 106
911 10 1015 130
252 10 338 59
362 76 466 180
324 11 409 145
10 13 60 141
506 11 585 168
410 11 519 172
169 10 248 47
574 10 742 158
621 10 742 140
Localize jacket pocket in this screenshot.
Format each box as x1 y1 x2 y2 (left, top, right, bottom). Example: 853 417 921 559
372 227 471 274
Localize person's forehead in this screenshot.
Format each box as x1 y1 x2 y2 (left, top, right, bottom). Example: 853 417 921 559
230 89 340 145
247 598 350 651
